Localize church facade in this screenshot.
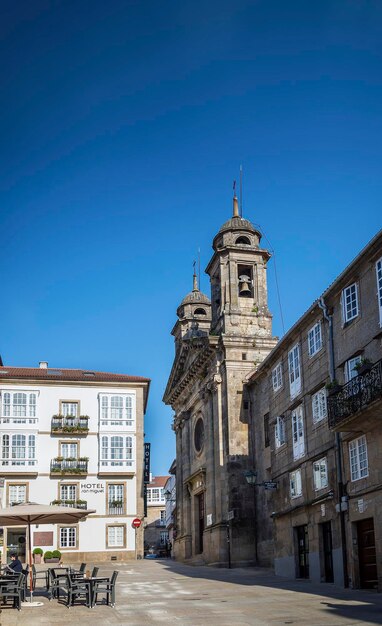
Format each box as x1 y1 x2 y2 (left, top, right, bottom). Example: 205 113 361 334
163 196 277 566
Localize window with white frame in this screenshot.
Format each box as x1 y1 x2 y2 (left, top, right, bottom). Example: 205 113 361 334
100 394 134 427
61 402 78 417
292 405 305 460
376 257 382 326
345 356 362 382
308 322 322 356
272 362 283 392
275 415 286 448
60 527 76 548
342 283 359 323
60 484 77 502
60 442 78 459
100 435 133 467
312 388 327 423
9 484 27 505
1 434 36 466
290 469 302 498
108 484 124 513
1 391 37 422
349 435 368 481
313 458 328 490
147 487 165 504
107 525 124 547
160 510 166 523
288 344 301 398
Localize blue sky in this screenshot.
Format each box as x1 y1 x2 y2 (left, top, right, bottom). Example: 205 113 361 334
1 0 381 475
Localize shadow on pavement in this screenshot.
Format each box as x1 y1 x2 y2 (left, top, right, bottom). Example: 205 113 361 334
153 558 382 625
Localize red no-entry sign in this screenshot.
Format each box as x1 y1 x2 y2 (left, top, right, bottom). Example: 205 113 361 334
132 518 141 528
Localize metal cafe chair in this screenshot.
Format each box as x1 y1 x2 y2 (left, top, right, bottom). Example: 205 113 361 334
71 562 86 575
65 574 91 609
91 567 99 578
32 564 49 590
0 572 25 610
93 570 119 607
48 568 68 600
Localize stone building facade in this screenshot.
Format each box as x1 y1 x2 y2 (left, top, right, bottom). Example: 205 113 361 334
246 230 382 589
163 196 277 566
0 362 150 562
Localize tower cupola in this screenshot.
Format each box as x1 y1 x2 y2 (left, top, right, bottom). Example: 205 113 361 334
172 267 211 347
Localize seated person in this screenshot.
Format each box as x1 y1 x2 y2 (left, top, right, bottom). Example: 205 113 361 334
2 552 23 574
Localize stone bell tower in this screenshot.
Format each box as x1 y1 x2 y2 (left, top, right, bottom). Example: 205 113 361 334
206 194 276 365
164 191 277 567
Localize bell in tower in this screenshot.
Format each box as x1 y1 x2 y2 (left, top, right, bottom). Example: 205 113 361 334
238 273 252 297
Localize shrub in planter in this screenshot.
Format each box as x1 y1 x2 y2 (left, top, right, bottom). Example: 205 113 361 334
44 550 60 563
325 380 342 396
354 358 373 375
33 547 43 564
52 550 62 559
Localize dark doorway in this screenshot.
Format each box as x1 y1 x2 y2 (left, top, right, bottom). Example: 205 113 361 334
321 521 334 583
7 528 26 562
196 492 205 554
358 518 377 589
296 524 309 579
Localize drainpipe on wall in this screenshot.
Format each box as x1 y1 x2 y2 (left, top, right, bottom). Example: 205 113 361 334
318 297 349 588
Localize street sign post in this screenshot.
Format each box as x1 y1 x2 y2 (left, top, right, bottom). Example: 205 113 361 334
132 518 141 560
262 481 277 490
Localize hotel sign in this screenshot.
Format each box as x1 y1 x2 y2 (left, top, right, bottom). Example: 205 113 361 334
144 443 151 483
80 482 105 494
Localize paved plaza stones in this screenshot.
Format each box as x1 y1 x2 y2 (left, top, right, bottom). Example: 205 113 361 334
1 560 382 625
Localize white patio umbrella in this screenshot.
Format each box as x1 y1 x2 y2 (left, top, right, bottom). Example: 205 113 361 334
0 502 96 607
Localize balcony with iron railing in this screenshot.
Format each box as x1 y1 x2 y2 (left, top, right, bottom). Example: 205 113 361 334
50 457 88 475
107 501 125 515
51 415 89 435
328 359 382 431
50 499 87 509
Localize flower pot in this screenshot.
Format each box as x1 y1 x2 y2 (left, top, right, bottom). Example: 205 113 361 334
44 557 60 563
357 363 373 375
327 385 342 397
33 554 42 564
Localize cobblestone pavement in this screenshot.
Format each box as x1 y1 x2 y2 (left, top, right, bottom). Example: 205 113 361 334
1 559 382 626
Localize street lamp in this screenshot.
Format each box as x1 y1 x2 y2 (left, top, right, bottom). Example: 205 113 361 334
164 489 176 503
244 470 258 486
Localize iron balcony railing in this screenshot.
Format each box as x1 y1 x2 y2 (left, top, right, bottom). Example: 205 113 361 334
50 458 88 474
51 499 87 510
328 359 382 428
51 415 89 433
107 503 125 515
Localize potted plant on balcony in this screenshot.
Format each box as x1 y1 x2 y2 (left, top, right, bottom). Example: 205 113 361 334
110 500 123 508
33 547 43 564
325 379 342 396
354 358 373 375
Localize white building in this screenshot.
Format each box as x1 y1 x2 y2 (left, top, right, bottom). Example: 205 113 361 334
0 361 150 563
